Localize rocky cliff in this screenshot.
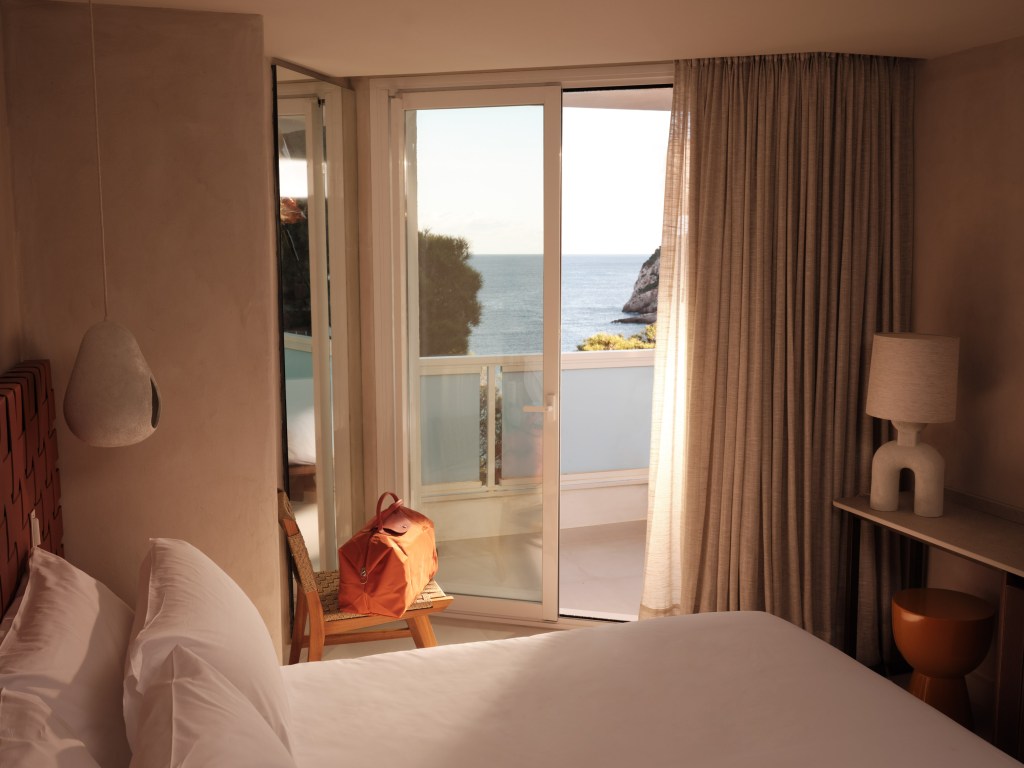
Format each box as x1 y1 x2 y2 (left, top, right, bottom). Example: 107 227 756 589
616 247 660 324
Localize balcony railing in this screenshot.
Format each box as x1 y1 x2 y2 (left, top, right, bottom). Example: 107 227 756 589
283 344 656 504
414 349 654 499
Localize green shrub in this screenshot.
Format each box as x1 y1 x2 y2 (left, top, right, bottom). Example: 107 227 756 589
577 324 656 351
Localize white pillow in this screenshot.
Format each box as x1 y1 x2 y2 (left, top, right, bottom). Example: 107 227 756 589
130 644 296 768
123 538 292 755
0 688 102 768
0 547 133 768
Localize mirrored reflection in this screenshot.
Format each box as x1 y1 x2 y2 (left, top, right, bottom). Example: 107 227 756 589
278 113 312 337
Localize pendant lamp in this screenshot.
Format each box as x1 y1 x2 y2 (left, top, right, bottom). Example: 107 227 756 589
63 0 160 447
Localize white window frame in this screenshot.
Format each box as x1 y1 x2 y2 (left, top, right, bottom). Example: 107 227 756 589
365 63 673 494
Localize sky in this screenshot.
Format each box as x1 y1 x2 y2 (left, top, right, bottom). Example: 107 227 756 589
412 104 671 256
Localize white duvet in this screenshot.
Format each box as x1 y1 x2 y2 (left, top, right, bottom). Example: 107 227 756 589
281 611 1017 767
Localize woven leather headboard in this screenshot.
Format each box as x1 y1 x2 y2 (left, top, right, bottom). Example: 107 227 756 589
0 360 62 614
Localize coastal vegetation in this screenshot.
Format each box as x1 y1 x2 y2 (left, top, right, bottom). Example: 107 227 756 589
577 324 657 351
418 229 483 356
575 244 660 350
278 196 312 336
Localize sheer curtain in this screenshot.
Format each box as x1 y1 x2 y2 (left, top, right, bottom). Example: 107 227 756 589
640 54 914 658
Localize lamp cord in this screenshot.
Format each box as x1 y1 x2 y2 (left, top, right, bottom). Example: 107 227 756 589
87 0 109 321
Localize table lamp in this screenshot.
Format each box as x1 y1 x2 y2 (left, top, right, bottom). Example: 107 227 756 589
866 333 959 517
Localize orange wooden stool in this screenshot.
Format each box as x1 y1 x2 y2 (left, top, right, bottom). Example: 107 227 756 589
892 588 996 728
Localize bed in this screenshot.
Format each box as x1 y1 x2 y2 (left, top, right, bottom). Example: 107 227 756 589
283 611 1020 768
0 360 1019 767
283 377 318 500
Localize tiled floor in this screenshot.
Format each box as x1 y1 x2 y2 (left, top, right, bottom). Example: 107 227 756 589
560 520 646 621
295 501 647 630
433 519 646 621
436 532 544 602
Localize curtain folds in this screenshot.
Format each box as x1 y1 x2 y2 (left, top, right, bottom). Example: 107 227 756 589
640 54 914 661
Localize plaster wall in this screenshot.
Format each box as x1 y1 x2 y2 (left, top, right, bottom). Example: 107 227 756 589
2 2 284 652
0 17 19 372
914 36 1024 708
914 36 1024 511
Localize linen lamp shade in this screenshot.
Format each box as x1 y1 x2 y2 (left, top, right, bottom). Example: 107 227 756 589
866 334 959 424
866 333 959 517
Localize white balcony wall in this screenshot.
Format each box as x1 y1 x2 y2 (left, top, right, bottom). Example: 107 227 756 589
421 490 542 545
559 482 648 529
559 359 653 474
284 347 313 380
283 336 317 466
418 351 653 537
420 373 482 484
419 351 654 485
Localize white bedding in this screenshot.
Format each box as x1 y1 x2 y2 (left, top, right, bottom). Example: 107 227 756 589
5 542 1018 767
285 378 316 466
282 611 1017 768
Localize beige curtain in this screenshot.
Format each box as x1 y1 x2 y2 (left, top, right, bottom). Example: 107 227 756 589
640 54 914 659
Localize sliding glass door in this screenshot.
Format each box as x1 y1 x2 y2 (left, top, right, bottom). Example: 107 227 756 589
397 88 561 620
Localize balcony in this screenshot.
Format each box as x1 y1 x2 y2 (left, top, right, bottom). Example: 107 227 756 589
414 349 652 620
285 343 653 621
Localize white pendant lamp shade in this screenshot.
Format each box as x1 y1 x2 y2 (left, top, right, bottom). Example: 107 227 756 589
62 1 161 448
64 321 161 447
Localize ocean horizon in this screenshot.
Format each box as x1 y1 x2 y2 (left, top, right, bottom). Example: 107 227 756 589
466 253 652 355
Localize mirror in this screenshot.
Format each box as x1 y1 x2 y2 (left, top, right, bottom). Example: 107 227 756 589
274 63 362 571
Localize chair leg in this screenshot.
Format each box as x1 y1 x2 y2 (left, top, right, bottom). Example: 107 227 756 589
407 615 438 648
308 617 326 662
289 594 307 665
303 590 327 662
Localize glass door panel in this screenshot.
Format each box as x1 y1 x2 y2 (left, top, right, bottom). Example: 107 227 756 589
277 93 336 570
401 89 560 619
500 368 544 482
275 69 366 582
419 370 485 486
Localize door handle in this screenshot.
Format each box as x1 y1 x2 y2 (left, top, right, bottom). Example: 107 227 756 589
522 394 556 418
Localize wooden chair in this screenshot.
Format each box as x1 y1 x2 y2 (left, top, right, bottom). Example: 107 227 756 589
277 490 453 663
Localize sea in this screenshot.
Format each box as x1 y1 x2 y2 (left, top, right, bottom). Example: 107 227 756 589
466 253 651 355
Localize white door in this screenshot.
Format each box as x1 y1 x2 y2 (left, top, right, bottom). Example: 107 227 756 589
397 88 561 621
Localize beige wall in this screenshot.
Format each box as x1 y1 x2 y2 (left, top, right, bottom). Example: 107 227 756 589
0 15 19 372
914 36 1024 708
914 36 1024 511
2 2 284 652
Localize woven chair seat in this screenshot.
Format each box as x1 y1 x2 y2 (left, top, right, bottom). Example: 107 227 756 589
315 571 444 621
278 489 453 662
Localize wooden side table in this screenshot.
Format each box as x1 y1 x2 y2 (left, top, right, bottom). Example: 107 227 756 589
835 493 1024 758
892 587 997 728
